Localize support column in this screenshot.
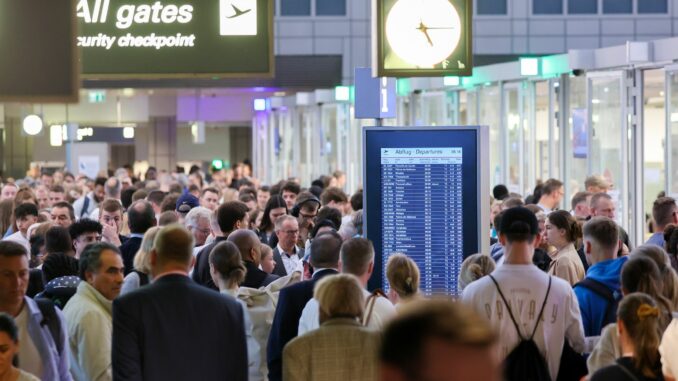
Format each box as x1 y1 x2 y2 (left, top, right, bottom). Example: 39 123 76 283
147 116 177 172
146 95 178 172
2 104 34 180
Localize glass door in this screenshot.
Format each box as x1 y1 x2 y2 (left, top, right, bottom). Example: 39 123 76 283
666 68 678 200
587 71 629 229
503 83 524 194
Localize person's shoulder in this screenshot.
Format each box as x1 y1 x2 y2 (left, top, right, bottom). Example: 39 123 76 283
589 363 626 381
17 369 41 381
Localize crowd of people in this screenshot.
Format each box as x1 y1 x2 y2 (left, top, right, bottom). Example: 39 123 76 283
0 164 677 381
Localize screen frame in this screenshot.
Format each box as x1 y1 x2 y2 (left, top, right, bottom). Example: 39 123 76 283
79 0 274 80
362 125 490 291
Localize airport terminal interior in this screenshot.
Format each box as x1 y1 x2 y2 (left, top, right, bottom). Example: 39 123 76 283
3 0 678 380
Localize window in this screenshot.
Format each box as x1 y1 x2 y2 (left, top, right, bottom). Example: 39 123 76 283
568 0 597 14
638 0 668 13
603 0 632 13
280 0 311 16
477 0 507 15
316 0 346 15
533 0 563 14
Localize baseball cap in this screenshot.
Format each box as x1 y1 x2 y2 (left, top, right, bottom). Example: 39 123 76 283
176 192 200 214
499 206 539 237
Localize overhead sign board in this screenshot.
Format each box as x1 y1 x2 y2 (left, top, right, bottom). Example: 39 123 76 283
77 0 273 78
0 0 79 103
354 68 396 119
372 0 472 77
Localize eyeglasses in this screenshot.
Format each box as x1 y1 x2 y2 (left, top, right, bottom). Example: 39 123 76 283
281 229 299 235
299 212 317 219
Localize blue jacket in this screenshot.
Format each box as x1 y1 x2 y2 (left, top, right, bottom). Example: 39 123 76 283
23 297 73 381
574 256 628 337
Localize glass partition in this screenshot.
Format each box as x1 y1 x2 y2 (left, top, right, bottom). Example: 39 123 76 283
534 81 550 184
565 75 588 197
504 84 522 193
668 70 678 198
643 69 665 234
589 73 626 226
479 85 501 186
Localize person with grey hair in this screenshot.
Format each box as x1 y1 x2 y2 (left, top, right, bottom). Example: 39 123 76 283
184 207 212 247
272 215 304 277
63 242 124 381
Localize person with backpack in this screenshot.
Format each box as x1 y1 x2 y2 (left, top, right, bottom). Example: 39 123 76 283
574 217 628 337
590 293 665 381
0 241 72 380
462 207 585 381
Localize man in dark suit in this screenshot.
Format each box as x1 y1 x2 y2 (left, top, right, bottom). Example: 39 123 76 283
267 231 342 381
118 200 156 275
271 216 304 277
193 201 249 290
112 224 248 381
228 229 279 288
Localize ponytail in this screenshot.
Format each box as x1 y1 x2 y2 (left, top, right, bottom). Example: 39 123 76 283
617 293 662 378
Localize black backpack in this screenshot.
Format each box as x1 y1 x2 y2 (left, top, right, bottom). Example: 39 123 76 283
489 274 552 381
574 278 620 330
35 298 64 355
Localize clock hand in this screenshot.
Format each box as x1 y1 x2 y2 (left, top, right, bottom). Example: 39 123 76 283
422 26 456 30
416 22 434 46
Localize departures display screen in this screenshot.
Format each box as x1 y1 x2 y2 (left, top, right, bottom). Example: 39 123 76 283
364 127 482 296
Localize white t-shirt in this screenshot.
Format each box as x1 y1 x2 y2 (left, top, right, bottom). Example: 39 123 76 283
461 264 585 381
298 289 396 335
3 231 30 255
660 317 678 378
14 305 44 379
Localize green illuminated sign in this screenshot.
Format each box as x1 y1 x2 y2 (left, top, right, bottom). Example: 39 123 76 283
374 0 472 77
77 0 273 79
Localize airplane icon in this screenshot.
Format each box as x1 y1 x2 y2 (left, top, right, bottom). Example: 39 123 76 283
227 4 251 19
220 0 257 36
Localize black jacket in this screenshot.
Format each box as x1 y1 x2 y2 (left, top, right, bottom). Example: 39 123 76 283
242 261 279 289
119 236 142 275
192 236 228 291
112 274 248 381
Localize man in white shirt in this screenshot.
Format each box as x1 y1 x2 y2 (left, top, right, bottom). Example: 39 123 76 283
461 207 585 381
298 237 395 335
63 242 125 381
272 216 304 277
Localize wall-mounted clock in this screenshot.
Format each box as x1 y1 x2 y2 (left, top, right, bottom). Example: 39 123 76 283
373 0 472 77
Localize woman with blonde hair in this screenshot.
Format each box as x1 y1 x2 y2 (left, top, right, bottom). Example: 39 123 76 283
283 274 380 381
386 253 421 308
590 293 664 381
458 253 495 291
121 226 161 295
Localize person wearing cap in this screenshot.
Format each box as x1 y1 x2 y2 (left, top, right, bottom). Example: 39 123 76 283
175 192 200 223
461 206 585 381
293 192 321 250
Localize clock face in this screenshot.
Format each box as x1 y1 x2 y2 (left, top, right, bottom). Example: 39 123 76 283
385 0 462 68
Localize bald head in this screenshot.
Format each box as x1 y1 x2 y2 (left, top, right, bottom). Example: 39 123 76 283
227 229 261 265
128 200 156 234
